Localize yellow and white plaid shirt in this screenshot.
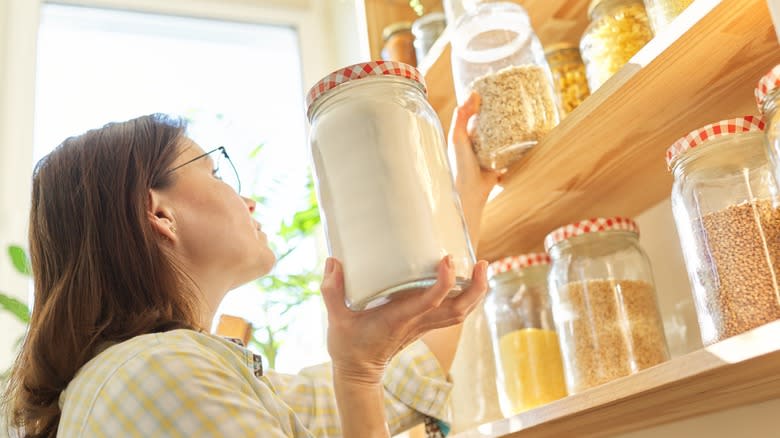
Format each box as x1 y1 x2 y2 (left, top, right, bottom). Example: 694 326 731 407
56 329 452 437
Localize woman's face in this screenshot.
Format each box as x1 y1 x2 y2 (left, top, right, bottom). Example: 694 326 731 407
153 138 276 300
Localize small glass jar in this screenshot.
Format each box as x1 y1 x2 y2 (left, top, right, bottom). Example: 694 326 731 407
306 62 475 310
545 217 669 394
580 0 653 92
412 12 447 64
666 116 780 346
484 253 567 416
544 43 591 117
450 1 559 171
382 22 417 67
643 0 694 33
757 65 780 188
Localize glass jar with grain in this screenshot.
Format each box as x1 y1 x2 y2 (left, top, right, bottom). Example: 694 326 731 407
580 0 654 92
545 217 669 394
485 253 567 416
450 1 559 171
544 43 591 117
643 0 694 33
666 116 780 346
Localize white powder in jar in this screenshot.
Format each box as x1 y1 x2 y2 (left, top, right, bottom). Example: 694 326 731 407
311 91 475 309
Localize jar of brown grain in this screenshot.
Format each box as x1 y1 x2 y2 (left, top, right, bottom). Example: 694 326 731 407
545 217 669 394
666 116 780 346
382 22 417 67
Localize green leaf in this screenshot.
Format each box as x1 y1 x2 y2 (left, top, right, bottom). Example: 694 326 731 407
8 245 31 276
0 292 31 324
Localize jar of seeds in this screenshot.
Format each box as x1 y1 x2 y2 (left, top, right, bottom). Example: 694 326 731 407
544 43 591 117
451 1 559 171
485 253 567 416
545 217 669 394
666 116 780 346
580 0 654 92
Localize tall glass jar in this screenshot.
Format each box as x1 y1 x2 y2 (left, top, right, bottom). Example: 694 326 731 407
544 43 591 117
450 1 559 171
666 116 780 346
545 217 669 394
580 0 653 92
757 65 780 187
643 0 694 33
306 62 475 310
484 254 567 416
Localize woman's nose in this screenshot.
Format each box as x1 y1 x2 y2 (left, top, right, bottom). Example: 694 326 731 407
243 196 256 214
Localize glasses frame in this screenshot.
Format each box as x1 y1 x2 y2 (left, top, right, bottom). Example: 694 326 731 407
167 146 242 194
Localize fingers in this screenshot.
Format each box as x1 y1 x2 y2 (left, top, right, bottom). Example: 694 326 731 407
449 91 481 153
320 257 347 318
416 260 490 330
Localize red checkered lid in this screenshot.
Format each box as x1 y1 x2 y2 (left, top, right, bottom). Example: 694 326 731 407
305 61 426 120
488 253 550 278
544 216 639 251
756 64 780 114
665 116 766 169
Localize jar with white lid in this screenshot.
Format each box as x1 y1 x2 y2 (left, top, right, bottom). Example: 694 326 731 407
305 61 475 310
485 253 567 416
545 217 669 394
666 116 780 345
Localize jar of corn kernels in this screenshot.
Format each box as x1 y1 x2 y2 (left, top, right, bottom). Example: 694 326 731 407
544 43 590 117
580 0 654 92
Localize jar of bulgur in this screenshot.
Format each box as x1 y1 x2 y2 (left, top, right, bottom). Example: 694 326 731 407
580 0 654 92
544 217 669 394
544 43 591 117
666 116 780 346
485 253 567 416
450 1 559 171
643 0 694 33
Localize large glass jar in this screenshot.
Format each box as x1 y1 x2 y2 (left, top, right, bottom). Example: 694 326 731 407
580 0 653 92
306 62 475 310
484 253 567 416
450 1 559 171
666 116 780 346
545 217 669 394
757 65 780 187
544 43 591 117
643 0 694 33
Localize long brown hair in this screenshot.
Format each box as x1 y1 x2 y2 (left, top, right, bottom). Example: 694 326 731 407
3 114 202 437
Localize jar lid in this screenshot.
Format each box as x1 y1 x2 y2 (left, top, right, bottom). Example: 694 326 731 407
488 253 551 278
756 64 780 115
544 216 639 251
305 61 427 120
665 116 766 169
382 22 413 41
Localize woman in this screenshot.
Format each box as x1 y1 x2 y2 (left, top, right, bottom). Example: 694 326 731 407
3 92 496 438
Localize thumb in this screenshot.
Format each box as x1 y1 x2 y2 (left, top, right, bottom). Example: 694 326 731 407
449 91 481 151
320 257 347 317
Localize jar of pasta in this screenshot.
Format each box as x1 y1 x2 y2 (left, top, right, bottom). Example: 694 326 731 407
545 217 669 394
485 253 567 416
580 0 653 92
544 43 591 116
643 0 694 33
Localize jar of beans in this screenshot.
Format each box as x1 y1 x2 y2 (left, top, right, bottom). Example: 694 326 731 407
485 253 567 416
580 0 654 92
545 217 669 394
544 43 591 117
666 116 780 346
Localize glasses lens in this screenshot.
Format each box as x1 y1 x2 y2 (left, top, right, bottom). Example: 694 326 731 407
215 150 241 194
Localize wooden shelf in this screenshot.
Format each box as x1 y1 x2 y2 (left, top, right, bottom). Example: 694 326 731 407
477 0 780 261
453 320 780 438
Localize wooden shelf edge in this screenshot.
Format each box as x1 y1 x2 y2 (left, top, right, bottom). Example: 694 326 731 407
454 320 780 438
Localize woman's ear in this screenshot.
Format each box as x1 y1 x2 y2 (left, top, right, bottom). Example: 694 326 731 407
148 189 177 243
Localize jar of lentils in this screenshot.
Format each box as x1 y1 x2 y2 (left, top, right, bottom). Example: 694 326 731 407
544 43 591 116
580 0 654 92
666 116 780 346
545 217 669 394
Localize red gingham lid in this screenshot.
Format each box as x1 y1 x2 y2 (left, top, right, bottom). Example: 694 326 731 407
544 217 639 252
305 61 427 120
488 253 550 278
665 116 766 169
756 64 780 114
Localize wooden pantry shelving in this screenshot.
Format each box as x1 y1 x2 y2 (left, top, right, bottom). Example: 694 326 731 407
452 320 780 438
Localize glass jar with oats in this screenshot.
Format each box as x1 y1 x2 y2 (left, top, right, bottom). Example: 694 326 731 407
485 253 567 416
545 217 669 394
451 1 559 171
666 116 780 346
580 0 654 92
544 43 591 117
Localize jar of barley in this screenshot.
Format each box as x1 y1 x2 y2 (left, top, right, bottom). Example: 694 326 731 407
666 116 780 346
545 217 669 394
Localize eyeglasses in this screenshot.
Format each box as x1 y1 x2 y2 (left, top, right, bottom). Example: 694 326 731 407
168 146 242 194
